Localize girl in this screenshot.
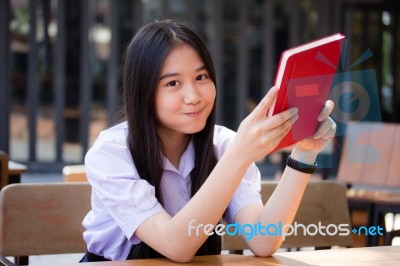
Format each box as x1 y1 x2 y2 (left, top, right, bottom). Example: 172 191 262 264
81 19 336 262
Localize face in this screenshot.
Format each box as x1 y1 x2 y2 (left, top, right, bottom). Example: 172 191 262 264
155 44 216 139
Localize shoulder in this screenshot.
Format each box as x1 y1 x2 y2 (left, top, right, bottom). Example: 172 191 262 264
92 121 128 146
84 121 144 186
87 121 129 154
85 121 130 167
213 125 236 159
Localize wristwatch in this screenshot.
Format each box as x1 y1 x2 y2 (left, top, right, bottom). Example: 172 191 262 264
286 155 317 174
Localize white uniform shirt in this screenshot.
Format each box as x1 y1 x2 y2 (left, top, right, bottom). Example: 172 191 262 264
82 122 262 260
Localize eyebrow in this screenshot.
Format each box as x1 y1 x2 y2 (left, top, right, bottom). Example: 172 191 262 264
159 65 207 81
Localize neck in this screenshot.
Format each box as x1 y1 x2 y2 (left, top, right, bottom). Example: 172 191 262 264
158 130 191 169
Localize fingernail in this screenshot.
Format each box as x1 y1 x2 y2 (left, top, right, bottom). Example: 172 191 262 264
313 132 321 139
317 115 324 121
291 108 298 115
292 114 299 122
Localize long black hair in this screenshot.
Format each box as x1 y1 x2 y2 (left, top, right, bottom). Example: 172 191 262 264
121 20 220 259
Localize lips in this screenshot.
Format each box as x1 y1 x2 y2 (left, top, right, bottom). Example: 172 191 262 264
185 107 205 116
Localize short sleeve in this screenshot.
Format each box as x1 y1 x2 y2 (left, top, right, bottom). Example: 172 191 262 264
224 163 262 224
213 126 263 224
85 130 165 243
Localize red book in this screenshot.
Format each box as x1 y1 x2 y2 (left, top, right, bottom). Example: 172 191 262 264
269 33 346 152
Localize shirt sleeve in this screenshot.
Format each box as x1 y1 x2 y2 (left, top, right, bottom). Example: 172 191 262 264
213 126 263 224
224 163 262 224
85 130 165 244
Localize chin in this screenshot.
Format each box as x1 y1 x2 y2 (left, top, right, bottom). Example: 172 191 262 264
183 123 207 134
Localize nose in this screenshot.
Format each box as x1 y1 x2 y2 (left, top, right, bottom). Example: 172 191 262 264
183 82 201 105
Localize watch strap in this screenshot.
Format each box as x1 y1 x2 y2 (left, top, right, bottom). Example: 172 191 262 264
286 155 317 174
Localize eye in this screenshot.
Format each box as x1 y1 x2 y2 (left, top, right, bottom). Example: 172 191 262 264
196 74 208 81
167 80 180 87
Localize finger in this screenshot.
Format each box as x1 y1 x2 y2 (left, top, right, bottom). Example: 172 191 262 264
321 121 337 139
271 116 294 144
314 117 335 139
269 113 297 139
252 86 279 117
317 100 334 121
267 107 298 129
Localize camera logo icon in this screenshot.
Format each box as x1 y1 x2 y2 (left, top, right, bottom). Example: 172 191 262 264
329 46 382 164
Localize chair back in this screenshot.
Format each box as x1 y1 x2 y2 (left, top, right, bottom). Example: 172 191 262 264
337 122 400 188
0 182 91 261
63 165 87 182
222 180 353 252
0 151 9 190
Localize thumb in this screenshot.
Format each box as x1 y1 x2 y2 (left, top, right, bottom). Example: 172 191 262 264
252 86 279 117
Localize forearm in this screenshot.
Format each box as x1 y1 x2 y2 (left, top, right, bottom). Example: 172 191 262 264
248 148 317 255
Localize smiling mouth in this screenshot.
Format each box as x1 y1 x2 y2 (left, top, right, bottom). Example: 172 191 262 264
185 107 205 116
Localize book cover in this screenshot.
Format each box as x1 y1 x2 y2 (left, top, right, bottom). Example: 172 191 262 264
269 33 346 152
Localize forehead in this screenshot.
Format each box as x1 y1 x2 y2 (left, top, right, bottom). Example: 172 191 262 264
161 44 205 71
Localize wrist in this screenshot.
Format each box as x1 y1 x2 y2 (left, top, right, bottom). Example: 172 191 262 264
225 141 253 169
286 155 317 174
291 147 318 165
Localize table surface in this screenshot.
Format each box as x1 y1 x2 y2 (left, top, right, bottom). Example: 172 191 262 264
8 160 27 176
41 246 400 266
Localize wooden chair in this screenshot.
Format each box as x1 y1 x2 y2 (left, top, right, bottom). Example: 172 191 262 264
0 183 91 265
222 180 353 254
337 122 400 246
63 165 87 182
0 151 9 190
337 122 400 187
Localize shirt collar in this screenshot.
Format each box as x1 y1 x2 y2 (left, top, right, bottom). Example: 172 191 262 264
163 140 195 178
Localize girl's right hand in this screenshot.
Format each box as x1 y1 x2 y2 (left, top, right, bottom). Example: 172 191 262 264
230 86 298 165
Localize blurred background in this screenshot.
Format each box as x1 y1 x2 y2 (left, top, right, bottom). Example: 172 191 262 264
0 0 399 176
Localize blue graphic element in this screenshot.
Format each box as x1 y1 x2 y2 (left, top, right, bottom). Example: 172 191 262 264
330 70 381 136
331 41 382 165
339 92 360 113
352 226 384 236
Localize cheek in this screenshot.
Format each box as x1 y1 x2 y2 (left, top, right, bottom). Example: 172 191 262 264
205 84 217 105
155 91 169 122
155 91 180 116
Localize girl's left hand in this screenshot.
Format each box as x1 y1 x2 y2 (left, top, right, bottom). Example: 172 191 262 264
294 100 336 153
